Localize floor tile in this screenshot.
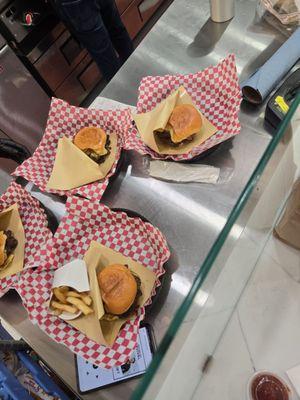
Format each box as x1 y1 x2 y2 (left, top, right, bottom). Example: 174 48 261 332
238 252 300 386
192 311 254 400
264 234 300 282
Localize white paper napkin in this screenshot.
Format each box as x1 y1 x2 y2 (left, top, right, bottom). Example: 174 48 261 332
52 259 90 290
90 96 136 112
149 160 220 183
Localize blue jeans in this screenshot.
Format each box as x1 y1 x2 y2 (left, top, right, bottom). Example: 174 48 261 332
54 0 134 81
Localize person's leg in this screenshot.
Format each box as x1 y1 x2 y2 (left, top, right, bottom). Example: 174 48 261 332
54 0 121 81
98 0 134 63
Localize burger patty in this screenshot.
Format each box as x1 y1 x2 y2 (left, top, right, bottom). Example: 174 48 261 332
155 129 194 147
4 230 18 256
83 136 111 164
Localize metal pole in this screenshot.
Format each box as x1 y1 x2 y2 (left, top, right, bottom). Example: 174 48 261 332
210 0 235 22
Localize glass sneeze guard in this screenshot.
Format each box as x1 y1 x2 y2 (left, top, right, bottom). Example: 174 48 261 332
131 94 300 400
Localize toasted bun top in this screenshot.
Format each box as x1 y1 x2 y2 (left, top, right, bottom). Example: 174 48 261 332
98 264 137 315
74 127 107 153
0 231 7 266
168 104 202 143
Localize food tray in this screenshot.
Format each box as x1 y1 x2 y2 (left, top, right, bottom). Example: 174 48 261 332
17 196 170 368
124 54 241 161
13 98 132 202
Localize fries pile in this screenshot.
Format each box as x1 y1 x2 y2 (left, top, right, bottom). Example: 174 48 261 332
51 286 93 316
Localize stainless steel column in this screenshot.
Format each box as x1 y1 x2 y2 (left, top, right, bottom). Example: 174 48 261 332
210 0 235 22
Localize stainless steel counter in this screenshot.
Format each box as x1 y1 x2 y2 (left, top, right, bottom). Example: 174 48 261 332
0 0 291 399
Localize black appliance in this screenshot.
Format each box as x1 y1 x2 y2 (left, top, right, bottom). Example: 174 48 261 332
265 68 300 128
0 0 102 105
0 30 50 152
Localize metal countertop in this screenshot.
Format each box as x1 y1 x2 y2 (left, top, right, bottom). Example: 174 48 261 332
0 0 290 399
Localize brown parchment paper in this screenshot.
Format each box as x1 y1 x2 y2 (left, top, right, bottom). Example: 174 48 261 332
66 241 156 347
0 204 25 279
133 86 217 155
47 132 118 190
274 179 300 249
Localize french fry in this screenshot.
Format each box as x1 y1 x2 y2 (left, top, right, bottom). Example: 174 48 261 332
82 296 92 306
66 296 93 315
51 300 78 314
66 291 92 306
52 309 62 316
66 291 82 298
59 286 69 293
53 287 67 304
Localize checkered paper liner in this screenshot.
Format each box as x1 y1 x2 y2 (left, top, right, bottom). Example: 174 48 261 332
17 196 170 368
13 98 132 202
0 182 52 298
124 54 241 161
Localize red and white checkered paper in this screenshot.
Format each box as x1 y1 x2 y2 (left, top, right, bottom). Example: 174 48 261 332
17 196 170 368
0 182 52 297
124 54 242 161
13 98 132 202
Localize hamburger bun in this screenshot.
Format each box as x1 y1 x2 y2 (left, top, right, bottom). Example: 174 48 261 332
98 264 138 315
74 127 107 156
0 231 7 266
168 104 202 143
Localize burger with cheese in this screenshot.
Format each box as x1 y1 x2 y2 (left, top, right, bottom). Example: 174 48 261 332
73 127 111 165
155 104 202 146
0 230 18 270
97 264 142 320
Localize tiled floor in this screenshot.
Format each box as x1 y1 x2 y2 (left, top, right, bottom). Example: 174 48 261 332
193 232 300 399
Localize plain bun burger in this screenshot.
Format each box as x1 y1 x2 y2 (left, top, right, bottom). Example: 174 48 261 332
156 104 202 146
73 127 111 164
98 264 142 318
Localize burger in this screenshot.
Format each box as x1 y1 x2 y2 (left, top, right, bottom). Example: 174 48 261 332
73 127 111 164
155 104 202 146
0 230 18 270
97 264 142 320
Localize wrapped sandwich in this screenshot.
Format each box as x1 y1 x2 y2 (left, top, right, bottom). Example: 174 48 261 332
0 230 18 270
60 241 156 347
155 104 202 147
73 127 111 165
133 86 217 155
47 127 118 191
0 203 24 279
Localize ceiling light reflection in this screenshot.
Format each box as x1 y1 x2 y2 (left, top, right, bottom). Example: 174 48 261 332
172 273 209 307
129 176 242 239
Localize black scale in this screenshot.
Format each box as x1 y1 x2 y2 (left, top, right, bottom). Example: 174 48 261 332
265 68 300 128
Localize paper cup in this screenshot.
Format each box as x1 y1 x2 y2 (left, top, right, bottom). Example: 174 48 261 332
247 371 292 400
50 259 91 321
59 309 82 321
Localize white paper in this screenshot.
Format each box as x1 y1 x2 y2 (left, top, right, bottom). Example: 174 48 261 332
287 364 300 397
52 259 90 291
149 160 220 183
90 96 136 113
51 259 90 321
76 327 153 392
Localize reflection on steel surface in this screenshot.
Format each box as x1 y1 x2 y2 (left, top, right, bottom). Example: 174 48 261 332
129 176 243 238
